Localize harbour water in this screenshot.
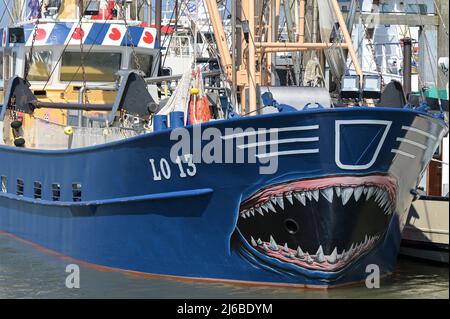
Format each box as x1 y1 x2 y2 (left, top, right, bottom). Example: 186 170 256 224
0 234 448 299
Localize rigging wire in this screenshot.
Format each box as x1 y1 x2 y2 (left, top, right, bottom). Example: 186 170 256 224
78 0 89 106
119 1 142 73
25 0 46 82
0 0 11 26
361 21 385 86
431 0 449 39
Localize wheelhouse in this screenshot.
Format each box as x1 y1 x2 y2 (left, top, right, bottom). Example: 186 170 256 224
0 21 161 149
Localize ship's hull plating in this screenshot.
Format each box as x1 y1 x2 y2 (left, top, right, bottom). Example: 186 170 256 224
0 108 447 287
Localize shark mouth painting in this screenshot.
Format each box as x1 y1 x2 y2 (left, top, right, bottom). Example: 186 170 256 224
236 175 398 272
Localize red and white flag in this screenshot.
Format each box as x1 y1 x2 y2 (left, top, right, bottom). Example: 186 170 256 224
102 24 127 46
26 23 55 46
64 23 94 45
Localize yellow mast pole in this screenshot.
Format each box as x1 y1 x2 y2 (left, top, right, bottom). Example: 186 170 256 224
204 0 233 81
299 0 305 43
329 0 363 81
266 1 273 86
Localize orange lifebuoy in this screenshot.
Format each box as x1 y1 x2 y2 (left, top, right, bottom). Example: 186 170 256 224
188 95 212 125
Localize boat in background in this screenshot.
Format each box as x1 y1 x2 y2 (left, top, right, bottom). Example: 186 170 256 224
401 196 449 263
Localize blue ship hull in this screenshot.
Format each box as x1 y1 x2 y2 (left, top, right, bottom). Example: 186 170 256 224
0 108 447 287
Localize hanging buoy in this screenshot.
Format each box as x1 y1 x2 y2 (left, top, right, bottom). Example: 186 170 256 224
11 120 23 129
188 95 212 125
190 87 200 96
14 137 26 147
103 128 112 137
64 126 74 136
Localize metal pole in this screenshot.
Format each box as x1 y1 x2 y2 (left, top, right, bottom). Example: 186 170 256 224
403 37 412 98
155 0 162 47
312 0 318 44
174 0 179 34
3 49 11 89
147 0 152 26
1 0 16 24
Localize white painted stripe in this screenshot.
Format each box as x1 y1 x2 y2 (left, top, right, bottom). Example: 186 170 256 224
391 149 416 159
221 125 319 140
238 137 319 149
396 138 428 150
256 149 319 159
402 126 437 140
432 158 449 166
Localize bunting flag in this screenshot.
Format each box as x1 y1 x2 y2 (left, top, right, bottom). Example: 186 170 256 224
1 23 158 49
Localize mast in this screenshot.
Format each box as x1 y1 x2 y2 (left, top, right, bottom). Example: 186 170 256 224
402 38 412 98
147 0 153 26
329 0 363 82
155 0 162 47
231 0 238 109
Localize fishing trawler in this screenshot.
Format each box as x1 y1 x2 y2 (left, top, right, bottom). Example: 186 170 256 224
0 0 448 288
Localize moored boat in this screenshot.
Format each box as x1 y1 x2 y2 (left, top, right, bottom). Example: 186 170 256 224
0 0 448 288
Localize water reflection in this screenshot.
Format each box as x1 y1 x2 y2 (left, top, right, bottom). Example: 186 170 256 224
0 236 448 299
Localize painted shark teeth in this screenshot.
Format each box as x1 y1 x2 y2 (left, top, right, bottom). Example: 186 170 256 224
270 197 277 205
269 236 279 251
366 187 376 200
315 245 325 263
341 187 353 206
296 246 305 258
239 185 395 220
275 196 285 210
285 193 294 205
335 187 342 198
328 247 338 264
305 191 312 201
312 190 320 202
260 204 269 213
321 188 334 203
266 201 276 213
354 186 364 202
256 206 264 216
252 233 383 268
294 192 306 206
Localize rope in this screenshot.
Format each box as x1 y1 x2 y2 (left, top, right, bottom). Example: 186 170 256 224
361 21 385 87
120 2 142 72
78 0 89 106
432 0 449 39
